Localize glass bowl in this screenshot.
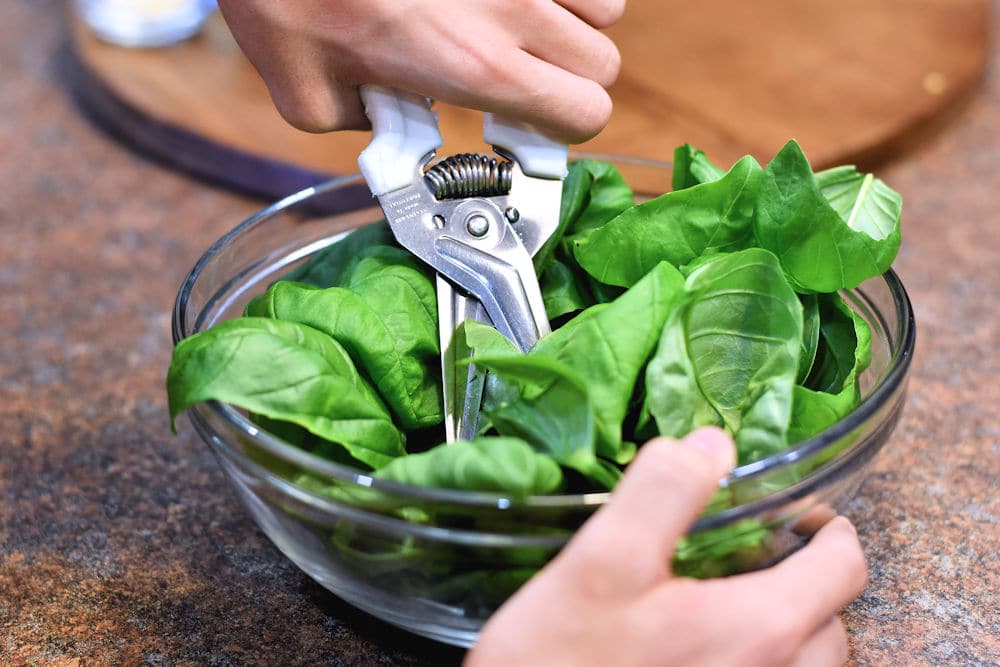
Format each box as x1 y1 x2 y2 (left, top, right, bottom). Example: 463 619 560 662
172 161 915 648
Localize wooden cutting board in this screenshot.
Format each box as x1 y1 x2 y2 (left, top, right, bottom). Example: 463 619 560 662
69 0 991 198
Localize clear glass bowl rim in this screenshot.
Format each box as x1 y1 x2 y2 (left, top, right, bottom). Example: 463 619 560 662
172 170 916 519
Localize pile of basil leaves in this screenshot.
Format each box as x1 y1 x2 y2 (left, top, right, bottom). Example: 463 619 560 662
168 140 901 578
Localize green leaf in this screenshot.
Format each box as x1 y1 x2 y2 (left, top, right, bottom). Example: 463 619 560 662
573 155 762 287
247 255 441 430
534 159 634 275
472 353 619 490
532 262 687 463
462 320 618 488
816 166 901 241
340 244 434 291
540 259 591 320
532 160 637 309
645 249 803 463
798 294 821 384
805 294 872 393
753 140 902 292
463 318 521 359
280 221 398 288
167 317 405 468
532 163 587 275
375 437 564 498
672 144 727 191
789 294 872 442
788 386 858 444
673 519 771 579
561 160 635 239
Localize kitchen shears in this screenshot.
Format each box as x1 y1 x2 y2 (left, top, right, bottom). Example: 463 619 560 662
357 85 567 442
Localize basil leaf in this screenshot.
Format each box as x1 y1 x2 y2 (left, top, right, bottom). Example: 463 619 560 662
535 159 634 275
798 294 821 384
534 160 637 309
463 321 621 489
471 352 619 490
645 249 803 463
532 162 589 274
572 155 762 287
247 266 441 430
340 244 434 290
532 262 687 463
281 220 398 288
167 317 405 468
816 165 901 241
540 259 591 320
562 159 635 239
754 140 902 292
462 321 527 437
805 294 872 393
375 437 564 498
462 317 522 359
673 519 771 579
789 294 873 442
672 143 726 191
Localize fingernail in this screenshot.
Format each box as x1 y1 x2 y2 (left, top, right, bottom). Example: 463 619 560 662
685 427 736 469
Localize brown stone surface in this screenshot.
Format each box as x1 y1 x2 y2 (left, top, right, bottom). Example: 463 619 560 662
1 2 997 666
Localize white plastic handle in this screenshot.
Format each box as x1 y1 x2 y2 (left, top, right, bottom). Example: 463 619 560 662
358 85 443 196
483 114 568 179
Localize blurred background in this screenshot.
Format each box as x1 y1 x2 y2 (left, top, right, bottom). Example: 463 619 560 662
67 0 992 198
1 1 997 665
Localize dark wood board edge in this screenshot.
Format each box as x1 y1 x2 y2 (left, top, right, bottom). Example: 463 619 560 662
62 38 336 202
61 6 994 202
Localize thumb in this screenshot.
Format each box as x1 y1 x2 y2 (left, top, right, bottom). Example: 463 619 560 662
555 427 736 597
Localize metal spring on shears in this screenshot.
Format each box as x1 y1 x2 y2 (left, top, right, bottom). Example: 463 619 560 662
424 153 513 199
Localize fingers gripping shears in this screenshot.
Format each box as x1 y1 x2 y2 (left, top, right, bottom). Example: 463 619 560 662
357 86 567 442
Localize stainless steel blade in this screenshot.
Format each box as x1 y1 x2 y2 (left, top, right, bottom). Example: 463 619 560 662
438 277 489 442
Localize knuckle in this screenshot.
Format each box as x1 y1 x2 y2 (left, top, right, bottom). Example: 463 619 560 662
500 0 547 26
661 578 706 611
596 38 622 87
561 530 610 568
574 94 613 140
271 87 337 134
632 583 727 658
451 43 512 92
623 604 676 653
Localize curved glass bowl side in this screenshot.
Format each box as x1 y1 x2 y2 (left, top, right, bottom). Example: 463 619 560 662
171 169 915 646
195 383 905 646
192 405 561 648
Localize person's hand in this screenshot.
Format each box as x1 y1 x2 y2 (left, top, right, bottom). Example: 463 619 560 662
466 428 868 667
216 0 624 143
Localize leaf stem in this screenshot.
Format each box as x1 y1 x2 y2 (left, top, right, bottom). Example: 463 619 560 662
846 173 874 230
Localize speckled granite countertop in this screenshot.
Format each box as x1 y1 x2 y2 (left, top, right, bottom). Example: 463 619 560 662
2 3 998 666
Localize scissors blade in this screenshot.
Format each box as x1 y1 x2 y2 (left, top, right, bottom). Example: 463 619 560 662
437 233 551 442
437 276 489 442
436 169 562 443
